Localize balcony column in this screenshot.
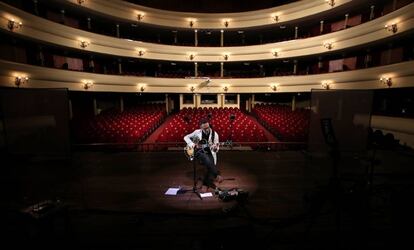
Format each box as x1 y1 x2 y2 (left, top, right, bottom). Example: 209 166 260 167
194 62 198 77
194 29 198 46
318 56 323 72
220 62 224 77
369 5 375 20
220 30 224 47
93 98 98 116
173 30 178 44
116 24 120 38
120 96 124 112
165 94 169 114
33 0 39 15
344 14 349 29
60 9 65 24
292 95 296 111
293 60 298 74
365 49 372 68
118 58 122 74
252 94 255 108
87 17 92 30
319 20 324 34
294 26 298 39
69 99 73 120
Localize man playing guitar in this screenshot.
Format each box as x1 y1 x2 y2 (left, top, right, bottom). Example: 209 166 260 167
184 118 223 189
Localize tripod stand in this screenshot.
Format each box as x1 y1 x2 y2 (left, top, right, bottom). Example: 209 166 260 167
179 152 203 200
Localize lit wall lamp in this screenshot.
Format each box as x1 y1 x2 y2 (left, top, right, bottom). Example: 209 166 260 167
321 81 331 89
15 76 28 87
380 77 392 87
79 40 89 48
223 54 229 61
189 20 194 27
325 0 335 7
140 86 145 92
273 15 279 23
224 20 229 27
323 41 333 50
137 13 144 21
77 0 85 4
138 50 145 56
270 84 278 91
272 51 278 57
223 86 228 92
190 86 195 92
385 23 398 34
189 54 195 60
83 81 93 90
7 19 22 31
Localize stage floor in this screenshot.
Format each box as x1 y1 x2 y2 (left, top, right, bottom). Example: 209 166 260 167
2 150 414 249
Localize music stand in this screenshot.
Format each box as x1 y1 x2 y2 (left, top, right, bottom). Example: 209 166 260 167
179 150 203 200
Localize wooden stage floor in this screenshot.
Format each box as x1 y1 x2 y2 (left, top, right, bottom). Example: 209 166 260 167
2 150 414 249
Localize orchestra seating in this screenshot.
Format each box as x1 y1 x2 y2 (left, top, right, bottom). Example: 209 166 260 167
157 107 267 143
73 104 166 143
253 104 310 142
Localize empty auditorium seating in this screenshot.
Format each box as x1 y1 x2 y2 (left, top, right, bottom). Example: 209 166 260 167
156 107 267 143
253 104 310 142
73 104 166 144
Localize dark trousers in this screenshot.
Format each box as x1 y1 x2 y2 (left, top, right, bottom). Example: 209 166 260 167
195 150 218 187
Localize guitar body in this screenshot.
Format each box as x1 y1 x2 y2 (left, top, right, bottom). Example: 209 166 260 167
184 137 223 161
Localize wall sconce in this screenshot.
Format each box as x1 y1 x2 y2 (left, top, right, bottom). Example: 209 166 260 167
77 0 85 4
137 13 144 21
190 86 195 92
189 54 195 60
189 20 194 27
223 86 228 92
223 54 229 61
385 23 398 34
138 50 145 56
323 41 333 50
79 40 89 48
140 86 145 92
272 51 278 57
7 19 22 31
83 81 93 90
380 77 392 87
273 15 279 23
321 81 331 89
270 84 279 91
15 76 28 87
325 0 335 7
224 20 229 28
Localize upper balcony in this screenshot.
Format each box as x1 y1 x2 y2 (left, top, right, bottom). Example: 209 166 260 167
8 0 409 47
60 0 353 29
1 1 413 62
